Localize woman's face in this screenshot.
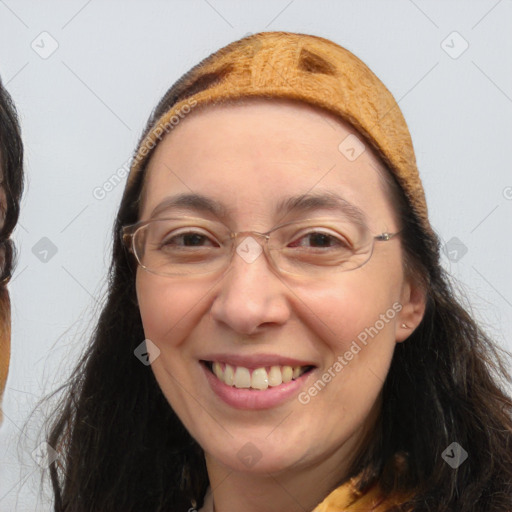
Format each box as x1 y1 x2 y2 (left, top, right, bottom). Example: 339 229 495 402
136 100 424 476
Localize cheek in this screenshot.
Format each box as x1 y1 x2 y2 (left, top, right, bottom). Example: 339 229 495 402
293 285 399 439
293 260 403 401
298 271 401 347
135 271 209 420
135 271 209 352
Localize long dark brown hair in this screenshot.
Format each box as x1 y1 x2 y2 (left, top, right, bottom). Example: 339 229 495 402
41 48 512 512
0 76 24 410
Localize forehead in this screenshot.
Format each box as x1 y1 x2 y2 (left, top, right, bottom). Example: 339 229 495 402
139 99 394 227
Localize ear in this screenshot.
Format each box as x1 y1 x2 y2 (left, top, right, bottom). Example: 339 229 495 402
395 277 427 343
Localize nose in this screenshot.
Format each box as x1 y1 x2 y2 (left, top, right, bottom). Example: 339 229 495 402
209 236 291 336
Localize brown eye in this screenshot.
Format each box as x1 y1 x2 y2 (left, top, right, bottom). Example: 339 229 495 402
160 230 218 249
288 230 350 249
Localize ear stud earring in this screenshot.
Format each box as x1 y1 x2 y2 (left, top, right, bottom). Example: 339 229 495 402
401 323 410 329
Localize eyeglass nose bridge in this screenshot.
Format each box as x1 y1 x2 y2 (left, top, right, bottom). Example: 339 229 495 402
228 229 278 271
230 229 271 243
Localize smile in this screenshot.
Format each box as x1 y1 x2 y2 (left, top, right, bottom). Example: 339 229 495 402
203 361 314 390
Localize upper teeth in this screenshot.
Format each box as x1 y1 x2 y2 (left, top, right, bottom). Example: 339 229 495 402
211 362 308 390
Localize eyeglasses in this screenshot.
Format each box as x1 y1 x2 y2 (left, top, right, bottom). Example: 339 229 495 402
121 215 401 278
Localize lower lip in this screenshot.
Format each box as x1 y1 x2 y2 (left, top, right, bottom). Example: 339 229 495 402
201 363 314 410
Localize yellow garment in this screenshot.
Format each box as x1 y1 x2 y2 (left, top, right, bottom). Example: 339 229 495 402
198 478 414 512
0 288 10 424
313 478 413 511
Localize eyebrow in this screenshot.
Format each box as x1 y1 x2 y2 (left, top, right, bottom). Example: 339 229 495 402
149 191 368 225
149 193 232 220
276 191 368 225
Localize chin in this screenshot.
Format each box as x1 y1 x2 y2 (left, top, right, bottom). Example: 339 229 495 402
203 433 312 475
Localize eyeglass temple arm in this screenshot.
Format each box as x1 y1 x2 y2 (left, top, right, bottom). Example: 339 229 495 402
120 227 133 249
375 230 401 242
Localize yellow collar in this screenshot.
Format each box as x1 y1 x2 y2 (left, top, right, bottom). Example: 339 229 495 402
313 478 413 512
199 481 412 512
199 477 413 512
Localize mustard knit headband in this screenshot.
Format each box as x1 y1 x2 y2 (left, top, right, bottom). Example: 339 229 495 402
128 31 433 238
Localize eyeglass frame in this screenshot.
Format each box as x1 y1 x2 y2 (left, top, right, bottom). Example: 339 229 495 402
120 215 402 278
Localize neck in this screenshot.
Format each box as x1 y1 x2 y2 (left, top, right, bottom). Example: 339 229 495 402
203 433 363 512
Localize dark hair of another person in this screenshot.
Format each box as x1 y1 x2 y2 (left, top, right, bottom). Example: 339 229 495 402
42 63 512 512
0 78 24 332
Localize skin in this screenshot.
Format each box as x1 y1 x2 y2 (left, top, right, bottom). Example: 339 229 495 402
135 99 426 512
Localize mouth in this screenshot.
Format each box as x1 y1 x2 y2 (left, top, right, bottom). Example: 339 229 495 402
201 360 316 391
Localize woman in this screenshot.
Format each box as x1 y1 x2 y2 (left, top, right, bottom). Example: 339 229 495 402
0 77 24 425
45 32 512 511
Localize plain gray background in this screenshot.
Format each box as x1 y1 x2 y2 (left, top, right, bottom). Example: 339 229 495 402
1 1 511 510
